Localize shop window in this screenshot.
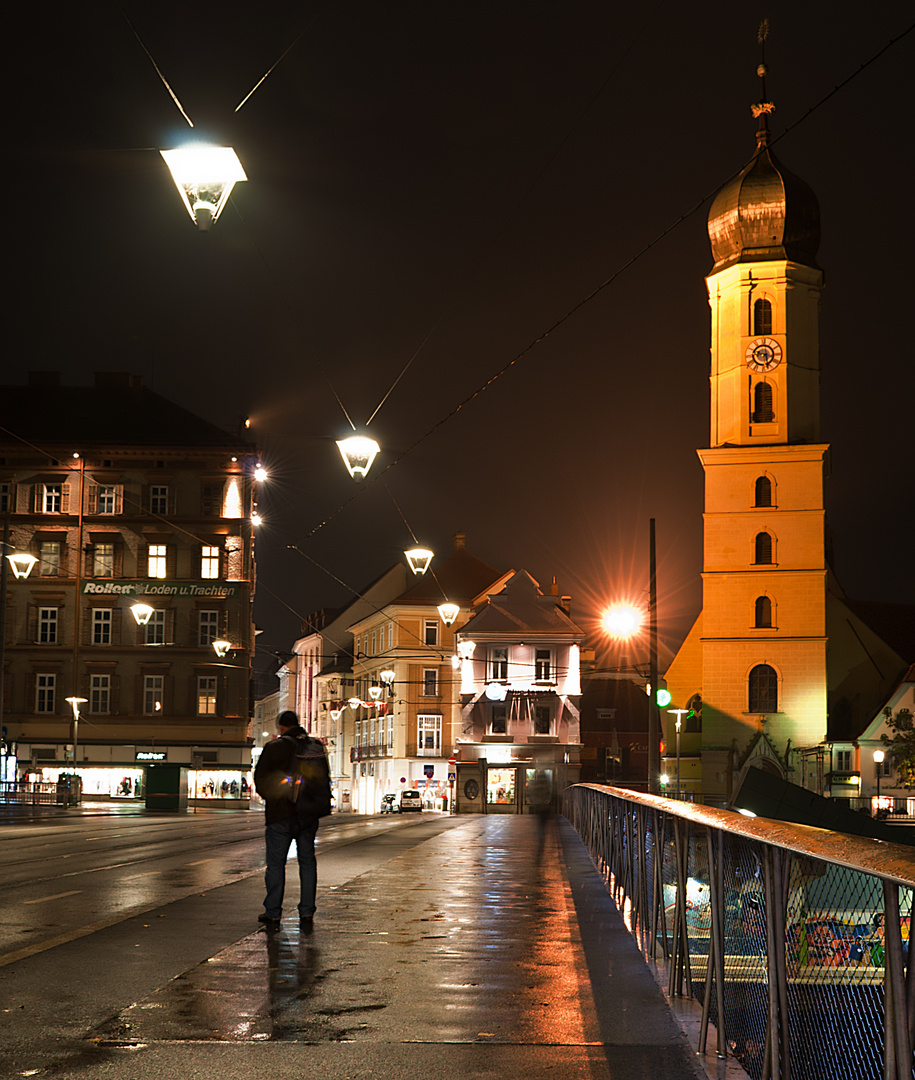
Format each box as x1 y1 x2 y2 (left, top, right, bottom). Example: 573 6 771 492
754 476 772 507
422 668 438 696
754 596 772 628
197 676 217 715
753 382 774 423
38 607 58 644
91 608 113 645
490 705 507 734
753 297 773 335
36 673 56 713
487 768 515 805
748 664 777 713
90 674 111 714
754 532 773 565
417 714 441 754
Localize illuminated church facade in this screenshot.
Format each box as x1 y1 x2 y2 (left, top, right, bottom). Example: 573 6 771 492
663 64 905 799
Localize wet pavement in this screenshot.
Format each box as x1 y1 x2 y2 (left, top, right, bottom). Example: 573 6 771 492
2 814 740 1079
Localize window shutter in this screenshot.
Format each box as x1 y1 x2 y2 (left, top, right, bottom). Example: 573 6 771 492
27 673 36 713
115 485 124 514
31 485 41 512
113 542 124 577
87 484 98 513
28 604 38 643
60 486 70 514
110 675 120 716
113 608 123 645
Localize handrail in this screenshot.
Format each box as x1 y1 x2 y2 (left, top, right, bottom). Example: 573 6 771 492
565 782 915 1080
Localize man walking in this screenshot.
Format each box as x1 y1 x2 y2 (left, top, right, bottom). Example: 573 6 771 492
253 710 331 930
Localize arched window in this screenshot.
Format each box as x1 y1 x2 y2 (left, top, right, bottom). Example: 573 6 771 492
754 476 772 507
754 532 773 564
753 382 774 423
753 298 772 335
749 664 778 712
754 596 772 628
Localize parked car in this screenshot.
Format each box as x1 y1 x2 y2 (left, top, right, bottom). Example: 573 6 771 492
399 790 422 812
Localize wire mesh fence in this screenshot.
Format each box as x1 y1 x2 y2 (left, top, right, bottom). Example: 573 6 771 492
564 783 915 1080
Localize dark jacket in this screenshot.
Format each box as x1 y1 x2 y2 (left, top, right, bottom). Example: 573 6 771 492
254 725 332 824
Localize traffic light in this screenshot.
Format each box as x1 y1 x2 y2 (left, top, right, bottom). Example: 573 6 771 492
655 682 671 707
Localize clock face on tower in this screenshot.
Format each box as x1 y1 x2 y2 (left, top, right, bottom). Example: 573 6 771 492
746 337 783 372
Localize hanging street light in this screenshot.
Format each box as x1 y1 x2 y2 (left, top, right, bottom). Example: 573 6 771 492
160 146 247 231
368 685 383 702
329 707 344 722
131 602 154 626
405 547 433 575
437 602 460 627
336 435 380 480
212 640 232 659
6 552 38 580
380 669 395 686
457 640 476 659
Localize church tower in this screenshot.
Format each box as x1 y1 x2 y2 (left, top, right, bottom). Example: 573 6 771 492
665 43 829 797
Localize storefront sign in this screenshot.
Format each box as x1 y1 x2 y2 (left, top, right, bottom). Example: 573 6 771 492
83 580 242 599
136 751 167 761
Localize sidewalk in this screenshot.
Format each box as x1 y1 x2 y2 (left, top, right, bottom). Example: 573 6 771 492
70 813 732 1080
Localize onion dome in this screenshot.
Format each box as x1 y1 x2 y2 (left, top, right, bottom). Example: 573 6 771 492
708 60 820 272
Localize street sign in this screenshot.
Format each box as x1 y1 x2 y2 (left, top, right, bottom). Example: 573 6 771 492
448 757 456 765
448 772 456 781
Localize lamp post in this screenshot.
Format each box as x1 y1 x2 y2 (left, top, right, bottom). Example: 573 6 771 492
65 696 87 774
873 749 885 813
667 708 690 799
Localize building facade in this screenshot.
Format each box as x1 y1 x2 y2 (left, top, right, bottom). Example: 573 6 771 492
0 373 258 801
454 570 584 813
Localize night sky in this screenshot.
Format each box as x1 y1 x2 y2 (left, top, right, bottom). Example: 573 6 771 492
9 4 914 672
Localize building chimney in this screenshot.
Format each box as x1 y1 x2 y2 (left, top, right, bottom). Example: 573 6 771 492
550 576 559 596
560 596 571 615
452 531 466 551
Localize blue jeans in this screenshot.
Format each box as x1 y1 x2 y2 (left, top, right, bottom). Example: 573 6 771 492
263 816 319 919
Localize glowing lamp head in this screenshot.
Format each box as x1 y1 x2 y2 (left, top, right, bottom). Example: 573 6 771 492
336 435 379 479
602 605 642 639
485 683 507 702
254 465 267 482
873 749 885 763
368 685 383 701
131 602 154 626
160 146 247 230
329 708 343 722
212 640 232 658
457 639 476 659
380 669 395 686
6 552 38 579
437 602 460 626
405 547 433 575
348 697 362 710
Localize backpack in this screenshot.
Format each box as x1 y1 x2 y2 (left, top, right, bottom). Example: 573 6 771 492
282 733 332 818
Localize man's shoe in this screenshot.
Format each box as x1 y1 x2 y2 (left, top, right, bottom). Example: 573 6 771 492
298 915 314 932
258 913 281 929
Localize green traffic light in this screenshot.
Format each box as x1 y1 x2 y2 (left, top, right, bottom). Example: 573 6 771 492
656 688 671 707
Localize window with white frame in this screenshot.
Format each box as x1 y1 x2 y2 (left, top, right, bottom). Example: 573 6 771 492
201 545 220 579
36 674 56 713
490 646 508 681
150 486 169 515
143 675 164 715
93 542 115 577
387 712 394 749
38 607 58 644
835 749 852 772
490 705 507 734
422 668 438 696
148 544 167 578
371 629 377 655
90 674 110 714
197 676 217 715
144 610 166 645
198 610 219 646
417 714 441 753
877 755 892 777
42 483 62 513
97 486 119 514
91 608 112 645
533 705 552 735
388 622 394 649
39 541 61 576
534 648 552 682
424 620 438 646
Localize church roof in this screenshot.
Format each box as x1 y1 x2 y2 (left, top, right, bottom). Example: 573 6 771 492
708 67 820 272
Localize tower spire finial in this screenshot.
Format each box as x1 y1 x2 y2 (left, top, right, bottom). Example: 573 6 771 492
751 19 775 147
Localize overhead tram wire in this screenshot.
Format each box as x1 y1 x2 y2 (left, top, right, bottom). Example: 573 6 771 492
288 16 915 548
116 3 195 127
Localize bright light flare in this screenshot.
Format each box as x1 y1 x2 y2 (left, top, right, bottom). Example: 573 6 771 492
160 146 247 230
602 604 643 638
336 435 380 480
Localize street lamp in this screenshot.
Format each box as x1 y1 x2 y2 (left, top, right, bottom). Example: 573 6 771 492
405 547 433 575
131 602 154 626
336 435 380 480
6 552 38 579
667 708 690 799
212 640 232 659
160 145 247 230
65 696 88 772
0 540 37 739
438 602 460 626
873 749 885 811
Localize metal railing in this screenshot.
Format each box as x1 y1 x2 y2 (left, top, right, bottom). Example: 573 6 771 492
0 779 82 806
564 783 915 1080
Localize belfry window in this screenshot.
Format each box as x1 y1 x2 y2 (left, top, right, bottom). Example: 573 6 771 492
754 596 772 628
753 298 772 336
754 532 773 565
753 382 774 423
748 664 778 713
754 476 772 507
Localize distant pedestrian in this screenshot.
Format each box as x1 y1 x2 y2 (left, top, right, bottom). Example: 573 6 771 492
253 710 332 931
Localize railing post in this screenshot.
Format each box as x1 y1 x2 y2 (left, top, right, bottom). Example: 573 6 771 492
700 827 727 1057
883 881 913 1080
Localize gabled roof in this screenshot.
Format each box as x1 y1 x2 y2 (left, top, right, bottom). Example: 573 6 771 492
459 570 584 639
